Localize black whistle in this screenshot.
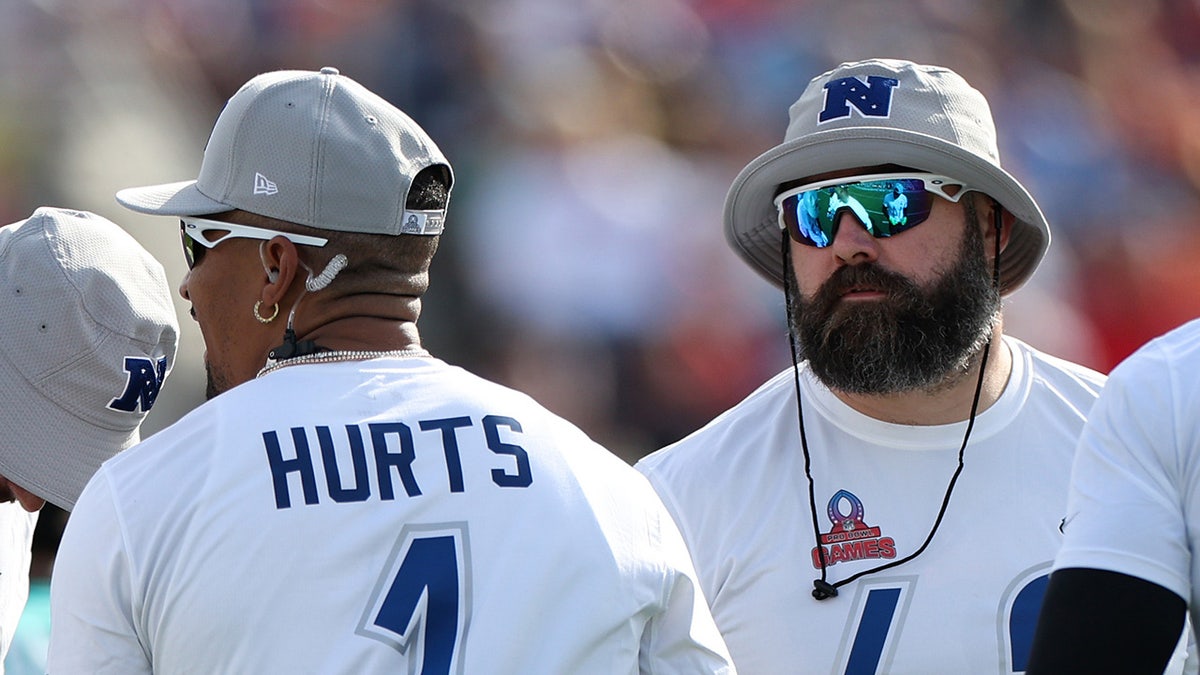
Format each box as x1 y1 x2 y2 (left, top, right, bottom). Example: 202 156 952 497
812 579 839 600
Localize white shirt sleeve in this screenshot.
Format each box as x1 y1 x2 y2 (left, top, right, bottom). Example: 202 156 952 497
47 471 151 675
638 504 735 675
1054 339 1192 600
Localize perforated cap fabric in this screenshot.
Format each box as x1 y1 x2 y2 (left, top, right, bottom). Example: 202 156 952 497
725 58 1050 296
0 208 178 510
116 67 453 236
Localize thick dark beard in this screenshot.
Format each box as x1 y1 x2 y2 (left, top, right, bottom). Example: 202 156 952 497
204 361 232 400
790 224 999 395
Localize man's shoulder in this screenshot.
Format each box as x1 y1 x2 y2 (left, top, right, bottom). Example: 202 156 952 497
637 366 797 478
1103 317 1200 407
98 392 226 487
1008 335 1107 393
1124 316 1200 371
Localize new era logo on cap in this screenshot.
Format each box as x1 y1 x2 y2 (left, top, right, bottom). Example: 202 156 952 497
254 172 278 196
819 76 899 123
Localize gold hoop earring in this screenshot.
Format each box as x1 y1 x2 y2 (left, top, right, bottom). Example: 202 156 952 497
253 300 279 324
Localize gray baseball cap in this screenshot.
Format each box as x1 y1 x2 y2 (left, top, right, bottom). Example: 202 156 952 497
725 58 1049 296
0 208 179 510
117 67 453 236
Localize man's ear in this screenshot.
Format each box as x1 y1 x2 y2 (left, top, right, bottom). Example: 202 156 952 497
259 237 301 307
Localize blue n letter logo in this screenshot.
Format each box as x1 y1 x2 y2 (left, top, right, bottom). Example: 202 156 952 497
819 76 899 122
109 356 167 413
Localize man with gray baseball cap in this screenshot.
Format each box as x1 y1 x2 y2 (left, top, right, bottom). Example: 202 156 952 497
0 206 177 663
635 59 1168 672
47 67 734 674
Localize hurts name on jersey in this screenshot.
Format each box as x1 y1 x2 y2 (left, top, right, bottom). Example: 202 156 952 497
262 414 534 509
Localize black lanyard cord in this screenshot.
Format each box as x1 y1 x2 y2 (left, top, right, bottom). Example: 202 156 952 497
782 199 1004 601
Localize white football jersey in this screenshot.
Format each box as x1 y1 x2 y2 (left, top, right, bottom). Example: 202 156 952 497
0 503 36 671
1055 318 1200 646
637 337 1108 674
47 357 733 674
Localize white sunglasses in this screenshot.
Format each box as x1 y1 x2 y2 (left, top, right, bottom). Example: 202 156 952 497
180 216 328 268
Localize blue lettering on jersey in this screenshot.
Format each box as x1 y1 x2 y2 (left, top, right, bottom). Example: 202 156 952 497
108 356 168 412
321 425 371 503
371 422 421 499
819 76 899 122
264 427 321 508
264 415 534 509
484 415 533 488
419 417 472 493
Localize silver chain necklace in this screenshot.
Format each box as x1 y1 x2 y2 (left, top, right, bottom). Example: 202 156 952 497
256 347 430 378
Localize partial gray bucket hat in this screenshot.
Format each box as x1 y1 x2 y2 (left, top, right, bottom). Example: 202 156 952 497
0 208 178 510
724 58 1050 296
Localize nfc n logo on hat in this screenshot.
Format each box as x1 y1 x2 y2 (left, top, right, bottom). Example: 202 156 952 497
108 356 168 413
819 76 899 123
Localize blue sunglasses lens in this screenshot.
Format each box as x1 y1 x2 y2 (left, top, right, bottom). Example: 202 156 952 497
780 177 937 247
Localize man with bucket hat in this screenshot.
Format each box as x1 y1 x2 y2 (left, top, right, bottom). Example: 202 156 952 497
635 59 1155 672
46 68 734 673
0 206 177 663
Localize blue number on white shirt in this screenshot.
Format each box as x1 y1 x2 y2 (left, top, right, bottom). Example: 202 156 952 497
833 582 914 675
836 570 1050 674
1004 568 1050 673
845 587 902 674
357 523 472 674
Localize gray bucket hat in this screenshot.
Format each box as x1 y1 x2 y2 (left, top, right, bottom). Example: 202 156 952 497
724 58 1049 296
0 208 178 510
117 67 453 237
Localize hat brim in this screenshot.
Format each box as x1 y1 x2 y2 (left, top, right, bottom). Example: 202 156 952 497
116 180 233 217
724 127 1050 296
0 351 138 511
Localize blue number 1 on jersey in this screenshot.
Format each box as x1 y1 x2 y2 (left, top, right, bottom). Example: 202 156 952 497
357 523 473 674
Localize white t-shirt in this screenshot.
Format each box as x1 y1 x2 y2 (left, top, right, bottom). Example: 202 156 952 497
47 357 733 675
637 337 1106 674
883 191 908 226
1054 318 1200 641
0 504 36 672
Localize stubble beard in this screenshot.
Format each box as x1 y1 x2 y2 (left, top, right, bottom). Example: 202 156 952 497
790 225 1000 396
204 361 233 401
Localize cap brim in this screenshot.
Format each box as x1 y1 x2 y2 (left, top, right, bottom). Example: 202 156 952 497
0 354 138 511
725 127 1050 296
116 180 233 217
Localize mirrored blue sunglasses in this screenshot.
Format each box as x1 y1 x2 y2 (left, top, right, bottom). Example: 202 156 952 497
774 173 970 247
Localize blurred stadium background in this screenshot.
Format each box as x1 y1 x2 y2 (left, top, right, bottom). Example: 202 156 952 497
4 0 1200 669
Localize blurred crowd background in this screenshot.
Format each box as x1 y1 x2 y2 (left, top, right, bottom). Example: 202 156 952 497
4 0 1200 668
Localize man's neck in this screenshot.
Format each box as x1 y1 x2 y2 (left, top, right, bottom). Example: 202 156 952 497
290 318 423 354
276 293 425 355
